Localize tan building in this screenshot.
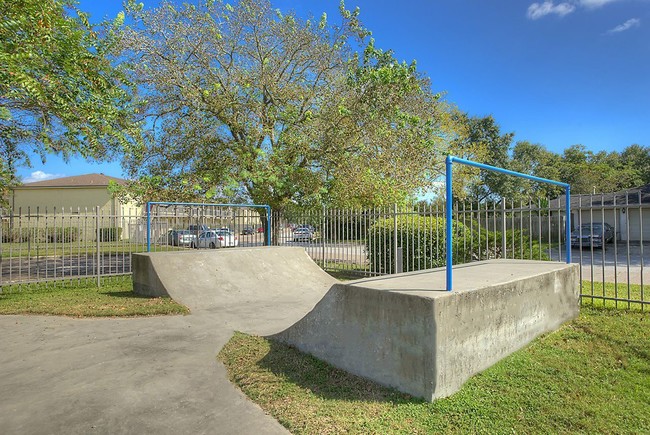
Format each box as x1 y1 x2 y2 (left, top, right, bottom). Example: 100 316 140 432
7 173 142 241
10 173 138 212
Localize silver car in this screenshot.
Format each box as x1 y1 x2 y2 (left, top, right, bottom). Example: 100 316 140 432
292 227 314 242
198 229 239 249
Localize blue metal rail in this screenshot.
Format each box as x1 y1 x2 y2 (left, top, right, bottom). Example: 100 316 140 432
146 201 272 252
445 155 571 291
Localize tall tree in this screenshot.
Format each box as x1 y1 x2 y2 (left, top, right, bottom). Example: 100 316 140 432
620 144 650 186
115 0 459 210
0 0 139 202
452 114 515 202
509 141 563 200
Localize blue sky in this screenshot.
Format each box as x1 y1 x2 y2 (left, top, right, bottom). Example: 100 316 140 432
20 0 649 183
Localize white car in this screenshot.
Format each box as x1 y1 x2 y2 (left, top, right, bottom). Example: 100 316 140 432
292 227 314 242
198 229 239 249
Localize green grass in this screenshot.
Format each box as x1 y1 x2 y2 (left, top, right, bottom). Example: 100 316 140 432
218 307 649 434
0 275 189 317
0 241 188 258
582 281 648 311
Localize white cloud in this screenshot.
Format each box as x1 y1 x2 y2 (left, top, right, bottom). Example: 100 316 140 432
23 170 65 183
578 0 620 8
607 18 641 33
527 0 625 19
527 2 576 20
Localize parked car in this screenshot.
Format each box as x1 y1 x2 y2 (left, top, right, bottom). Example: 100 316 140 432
188 224 210 233
292 227 314 242
571 222 615 249
167 229 197 247
198 229 239 248
241 226 255 235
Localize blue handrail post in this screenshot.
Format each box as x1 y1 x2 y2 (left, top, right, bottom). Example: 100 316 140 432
565 186 571 264
445 155 453 291
444 155 571 291
146 201 151 252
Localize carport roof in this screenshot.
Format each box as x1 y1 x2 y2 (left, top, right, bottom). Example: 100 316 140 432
551 184 650 208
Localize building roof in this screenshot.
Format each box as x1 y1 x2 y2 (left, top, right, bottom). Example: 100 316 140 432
15 173 127 189
551 184 650 208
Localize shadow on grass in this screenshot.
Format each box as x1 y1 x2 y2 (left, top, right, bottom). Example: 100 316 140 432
99 291 153 299
576 309 650 364
256 338 422 405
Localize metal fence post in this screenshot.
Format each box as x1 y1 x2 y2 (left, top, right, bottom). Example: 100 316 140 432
322 205 326 267
393 203 403 274
96 206 101 287
501 198 507 259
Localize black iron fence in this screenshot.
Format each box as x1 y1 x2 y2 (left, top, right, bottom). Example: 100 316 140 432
1 196 647 310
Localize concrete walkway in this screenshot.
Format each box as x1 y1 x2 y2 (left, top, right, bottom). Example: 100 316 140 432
0 313 290 434
0 247 338 434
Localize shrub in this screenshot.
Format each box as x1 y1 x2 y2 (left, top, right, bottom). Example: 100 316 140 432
1 227 48 243
99 227 122 242
47 227 79 243
366 216 548 274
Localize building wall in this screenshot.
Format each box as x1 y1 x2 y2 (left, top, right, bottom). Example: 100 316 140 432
11 187 114 214
623 206 650 242
7 187 143 241
573 207 649 242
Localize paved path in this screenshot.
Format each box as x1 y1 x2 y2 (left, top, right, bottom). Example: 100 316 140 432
0 314 289 434
0 247 337 434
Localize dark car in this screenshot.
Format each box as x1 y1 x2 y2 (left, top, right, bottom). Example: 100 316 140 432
241 226 255 235
571 222 615 249
188 224 210 233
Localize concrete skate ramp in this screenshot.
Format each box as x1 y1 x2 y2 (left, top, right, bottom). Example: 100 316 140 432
132 247 337 316
133 250 579 402
271 259 580 401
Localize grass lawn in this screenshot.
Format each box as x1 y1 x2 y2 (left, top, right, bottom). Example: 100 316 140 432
582 281 648 311
0 275 189 317
218 306 649 434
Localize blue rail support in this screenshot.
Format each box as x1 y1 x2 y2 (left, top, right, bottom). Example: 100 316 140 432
146 202 272 252
445 155 571 291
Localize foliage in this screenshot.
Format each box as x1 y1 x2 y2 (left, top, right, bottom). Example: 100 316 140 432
451 114 515 201
48 226 79 243
99 226 122 242
453 111 649 200
366 214 547 274
114 0 460 210
0 0 139 199
1 225 78 243
219 307 650 434
557 144 647 194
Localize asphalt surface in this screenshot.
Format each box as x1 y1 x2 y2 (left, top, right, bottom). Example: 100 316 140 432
0 247 337 435
0 313 289 435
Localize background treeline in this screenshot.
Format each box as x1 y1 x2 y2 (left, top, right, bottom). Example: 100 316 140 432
453 115 649 203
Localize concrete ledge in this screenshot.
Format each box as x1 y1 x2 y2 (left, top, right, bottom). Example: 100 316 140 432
272 259 580 401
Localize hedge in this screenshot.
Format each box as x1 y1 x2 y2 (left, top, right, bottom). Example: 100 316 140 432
99 227 122 242
366 216 548 274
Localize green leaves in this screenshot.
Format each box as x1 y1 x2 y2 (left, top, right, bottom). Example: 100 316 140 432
0 0 140 191
114 0 456 210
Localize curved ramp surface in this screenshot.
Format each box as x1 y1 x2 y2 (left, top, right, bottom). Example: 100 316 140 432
133 247 337 329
